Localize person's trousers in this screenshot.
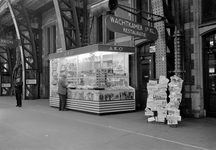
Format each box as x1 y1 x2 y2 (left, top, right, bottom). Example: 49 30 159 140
59 94 67 110
16 92 22 106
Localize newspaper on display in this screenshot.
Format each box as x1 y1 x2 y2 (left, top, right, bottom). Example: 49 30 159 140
145 75 183 126
166 75 183 125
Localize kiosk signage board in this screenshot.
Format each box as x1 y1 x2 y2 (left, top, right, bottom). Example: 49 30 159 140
99 45 134 53
49 44 135 59
106 15 158 41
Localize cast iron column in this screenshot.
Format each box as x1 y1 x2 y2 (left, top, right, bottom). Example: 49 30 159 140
174 0 184 78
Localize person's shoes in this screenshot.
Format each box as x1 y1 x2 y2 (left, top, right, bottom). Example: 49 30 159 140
16 105 19 107
59 109 62 111
19 105 22 107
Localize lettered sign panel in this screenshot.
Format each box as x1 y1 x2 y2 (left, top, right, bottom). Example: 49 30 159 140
0 37 18 48
106 15 158 41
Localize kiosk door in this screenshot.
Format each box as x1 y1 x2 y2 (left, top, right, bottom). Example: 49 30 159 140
141 56 150 109
141 55 155 109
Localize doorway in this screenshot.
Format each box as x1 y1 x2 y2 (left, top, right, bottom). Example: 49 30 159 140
203 32 216 117
137 43 155 109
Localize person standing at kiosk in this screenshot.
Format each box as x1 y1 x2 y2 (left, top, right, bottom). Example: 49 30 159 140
58 73 68 111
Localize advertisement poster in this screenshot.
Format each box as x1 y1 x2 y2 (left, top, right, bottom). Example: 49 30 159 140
26 69 37 84
1 75 11 87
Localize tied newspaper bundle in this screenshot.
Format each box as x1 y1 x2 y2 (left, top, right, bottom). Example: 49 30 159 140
166 75 183 125
145 76 169 123
145 75 184 126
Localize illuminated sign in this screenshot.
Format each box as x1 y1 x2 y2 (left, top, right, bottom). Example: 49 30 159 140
106 15 158 41
0 37 18 48
108 46 123 52
64 51 74 56
99 45 134 53
49 44 135 59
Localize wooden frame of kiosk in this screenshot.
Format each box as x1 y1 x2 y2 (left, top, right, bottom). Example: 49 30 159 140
49 44 135 114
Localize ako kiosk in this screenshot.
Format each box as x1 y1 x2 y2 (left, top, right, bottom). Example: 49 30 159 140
49 44 135 114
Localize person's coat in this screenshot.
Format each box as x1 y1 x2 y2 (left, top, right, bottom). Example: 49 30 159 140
12 64 23 94
58 77 67 95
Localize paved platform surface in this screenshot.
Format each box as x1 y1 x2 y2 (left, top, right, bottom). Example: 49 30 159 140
0 96 216 150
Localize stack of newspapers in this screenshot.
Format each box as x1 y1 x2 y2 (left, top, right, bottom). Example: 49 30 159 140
166 75 183 125
145 75 183 126
145 76 169 123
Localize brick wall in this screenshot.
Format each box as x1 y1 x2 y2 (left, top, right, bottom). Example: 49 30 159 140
183 0 204 117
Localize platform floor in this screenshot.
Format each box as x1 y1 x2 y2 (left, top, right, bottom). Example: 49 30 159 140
0 96 215 150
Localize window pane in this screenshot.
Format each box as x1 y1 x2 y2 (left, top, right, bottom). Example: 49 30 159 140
202 0 216 21
53 25 56 53
204 33 216 48
98 16 103 43
47 28 50 54
107 11 114 41
214 34 216 47
136 0 150 26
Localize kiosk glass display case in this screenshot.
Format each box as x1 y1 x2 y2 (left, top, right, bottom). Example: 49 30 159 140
49 44 135 114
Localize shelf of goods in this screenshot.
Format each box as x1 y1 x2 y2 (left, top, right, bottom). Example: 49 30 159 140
49 89 135 114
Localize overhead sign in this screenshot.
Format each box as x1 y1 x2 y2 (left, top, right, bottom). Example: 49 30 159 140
106 15 158 41
49 44 135 59
98 44 135 53
0 37 19 48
